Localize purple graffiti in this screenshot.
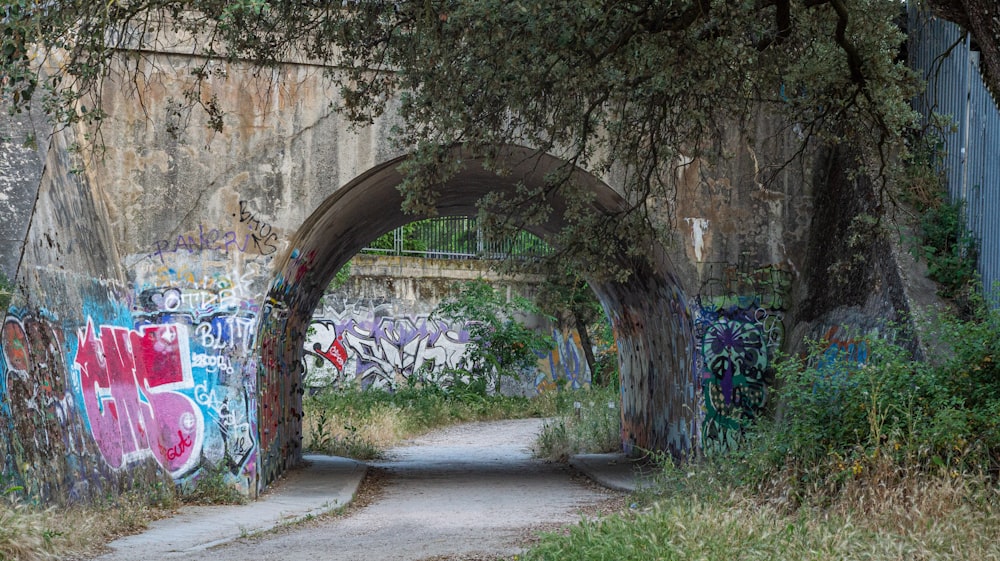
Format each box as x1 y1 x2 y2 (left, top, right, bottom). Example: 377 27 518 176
305 315 470 390
150 224 258 264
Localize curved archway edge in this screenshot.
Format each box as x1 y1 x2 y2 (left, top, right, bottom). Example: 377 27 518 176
253 145 699 489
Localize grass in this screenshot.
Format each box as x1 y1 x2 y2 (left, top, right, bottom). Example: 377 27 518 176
0 377 567 560
0 464 250 560
533 384 622 461
519 305 1000 561
302 382 563 459
0 485 179 561
522 462 1000 561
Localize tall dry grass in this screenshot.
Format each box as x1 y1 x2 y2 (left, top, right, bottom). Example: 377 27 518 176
526 466 1000 561
0 488 179 561
301 384 561 459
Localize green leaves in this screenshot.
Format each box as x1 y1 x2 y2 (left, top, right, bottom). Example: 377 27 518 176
1 0 924 277
915 199 980 299
433 279 554 392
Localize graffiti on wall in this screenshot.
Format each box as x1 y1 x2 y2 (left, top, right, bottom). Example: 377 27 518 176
304 301 592 394
236 200 279 256
150 225 267 264
133 274 258 486
73 320 204 477
0 262 263 502
807 324 873 399
535 328 590 392
695 261 792 451
108 262 265 488
1 308 118 503
816 324 870 368
148 200 281 264
304 308 471 391
140 264 261 314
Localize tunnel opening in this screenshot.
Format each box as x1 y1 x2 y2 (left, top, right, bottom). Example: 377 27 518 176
253 145 698 491
302 217 567 396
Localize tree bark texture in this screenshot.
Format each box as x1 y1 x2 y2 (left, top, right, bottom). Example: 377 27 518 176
928 0 1000 101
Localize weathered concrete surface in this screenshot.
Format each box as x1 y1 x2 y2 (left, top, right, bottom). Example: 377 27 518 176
0 106 51 280
0 43 918 508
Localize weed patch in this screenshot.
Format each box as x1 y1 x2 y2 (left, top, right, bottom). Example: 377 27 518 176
534 385 621 461
523 304 1000 560
302 383 562 458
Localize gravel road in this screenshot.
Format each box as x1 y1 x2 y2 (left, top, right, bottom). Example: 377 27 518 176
179 418 624 561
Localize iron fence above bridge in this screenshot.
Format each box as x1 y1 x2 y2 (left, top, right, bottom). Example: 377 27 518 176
361 216 550 260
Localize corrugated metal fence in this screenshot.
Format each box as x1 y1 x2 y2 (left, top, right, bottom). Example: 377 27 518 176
909 7 1000 302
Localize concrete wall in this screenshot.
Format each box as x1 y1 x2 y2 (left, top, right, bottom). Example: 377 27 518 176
0 45 923 504
303 255 592 395
0 105 50 281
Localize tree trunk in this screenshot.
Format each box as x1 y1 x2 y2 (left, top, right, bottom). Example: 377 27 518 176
573 312 600 387
927 0 1000 102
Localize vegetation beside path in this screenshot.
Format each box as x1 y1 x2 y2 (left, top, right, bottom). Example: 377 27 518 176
522 304 1000 561
9 302 1000 561
0 383 610 561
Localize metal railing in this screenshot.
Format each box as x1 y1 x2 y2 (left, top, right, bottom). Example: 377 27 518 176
362 217 550 260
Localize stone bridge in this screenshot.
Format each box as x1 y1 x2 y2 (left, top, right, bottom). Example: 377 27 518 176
0 46 919 502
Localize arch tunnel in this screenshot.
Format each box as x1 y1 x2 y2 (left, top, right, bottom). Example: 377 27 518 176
252 145 699 489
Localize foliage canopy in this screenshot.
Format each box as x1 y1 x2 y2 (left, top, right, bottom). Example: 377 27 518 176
433 279 553 393
0 0 943 272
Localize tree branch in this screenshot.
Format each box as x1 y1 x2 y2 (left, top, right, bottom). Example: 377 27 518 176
829 0 867 86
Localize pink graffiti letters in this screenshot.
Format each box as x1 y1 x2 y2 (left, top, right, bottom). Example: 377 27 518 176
74 319 203 477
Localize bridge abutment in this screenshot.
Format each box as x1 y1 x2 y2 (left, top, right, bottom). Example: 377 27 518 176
0 52 920 504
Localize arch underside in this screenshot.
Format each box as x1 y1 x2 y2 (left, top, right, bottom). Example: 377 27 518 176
254 146 698 489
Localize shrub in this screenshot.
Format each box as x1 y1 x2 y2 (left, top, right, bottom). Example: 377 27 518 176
433 279 554 393
534 385 621 461
912 198 979 301
728 305 1000 506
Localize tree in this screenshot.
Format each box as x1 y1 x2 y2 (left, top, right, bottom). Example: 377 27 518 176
1 0 947 461
926 0 1000 101
534 269 608 387
3 0 922 269
433 279 554 394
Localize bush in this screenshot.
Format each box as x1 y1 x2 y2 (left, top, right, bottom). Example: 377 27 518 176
433 279 554 393
534 385 621 461
912 198 979 301
522 306 1000 561
727 305 1000 506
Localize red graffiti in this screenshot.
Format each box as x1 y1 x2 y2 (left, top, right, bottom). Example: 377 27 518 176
314 336 348 371
820 325 869 365
160 429 194 462
1 319 30 371
74 320 203 477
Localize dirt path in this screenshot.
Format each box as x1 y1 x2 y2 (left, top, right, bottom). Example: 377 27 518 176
180 418 624 561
